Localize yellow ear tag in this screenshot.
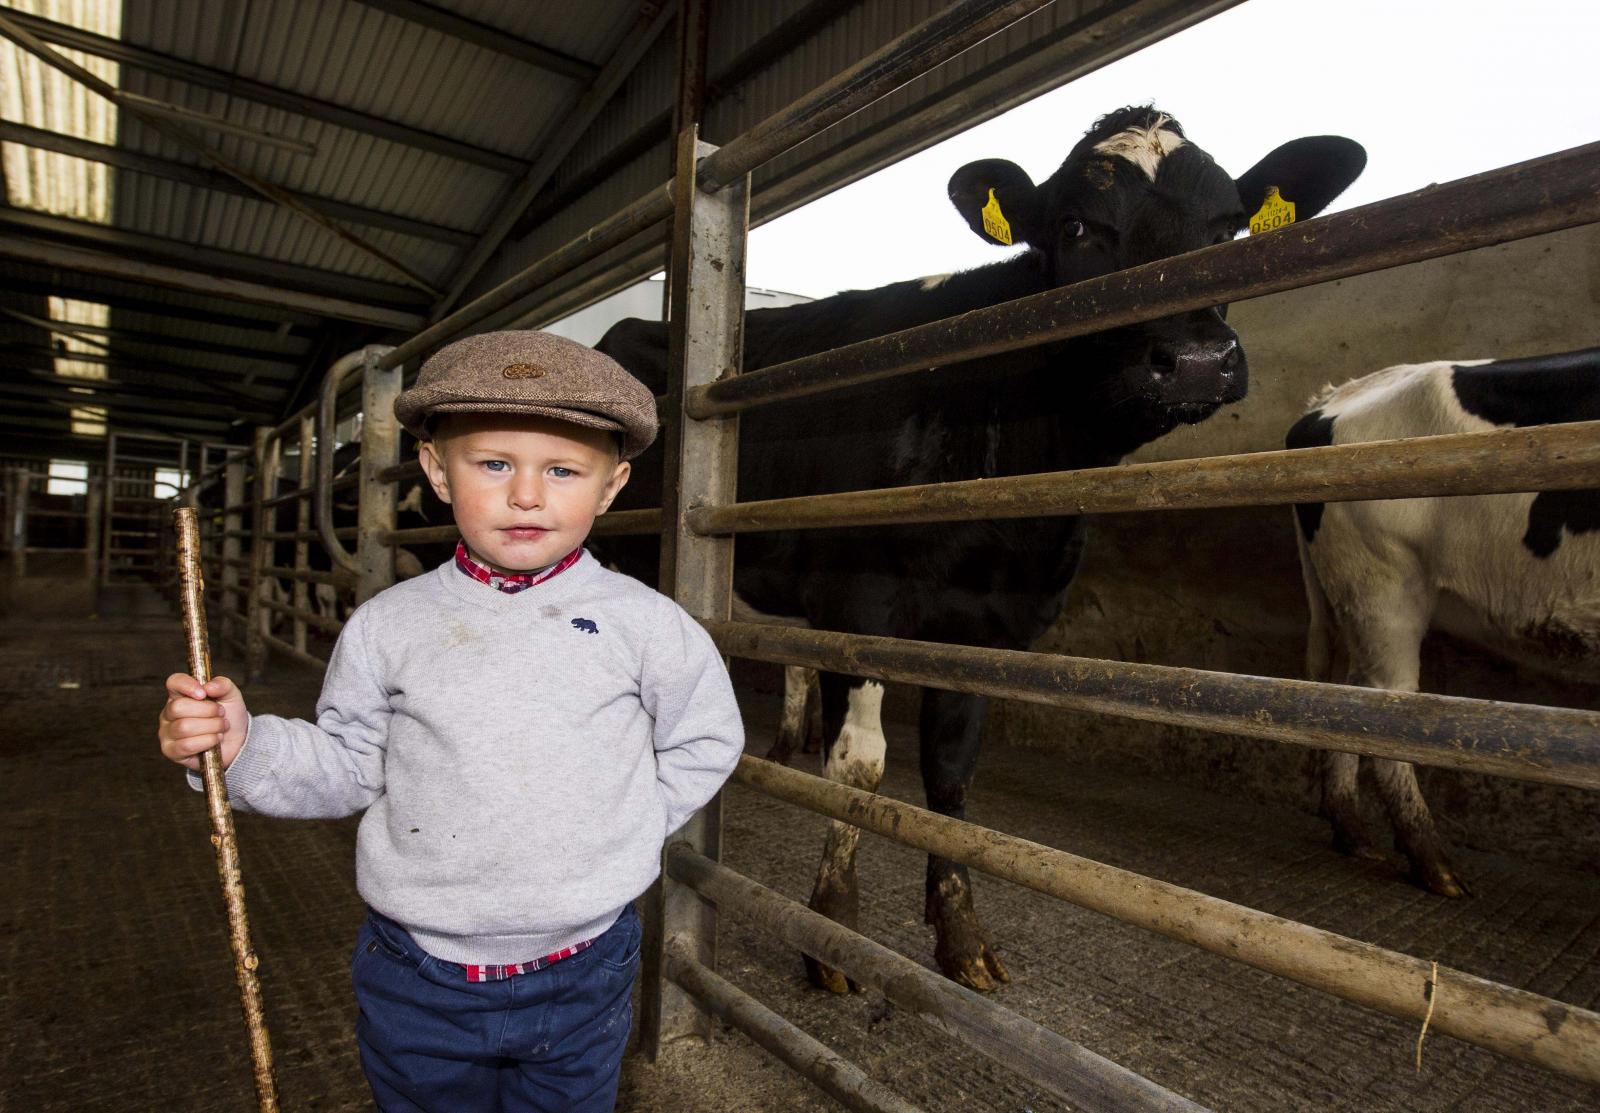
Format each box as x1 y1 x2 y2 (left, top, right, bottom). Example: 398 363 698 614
980 188 1013 245
1249 185 1296 235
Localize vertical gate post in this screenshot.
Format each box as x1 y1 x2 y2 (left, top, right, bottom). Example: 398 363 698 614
100 434 116 588
84 475 103 584
641 121 750 1057
246 427 272 682
222 456 245 643
356 345 401 606
293 416 314 653
6 469 26 580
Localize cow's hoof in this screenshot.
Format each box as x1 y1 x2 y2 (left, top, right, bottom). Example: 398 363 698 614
937 938 1011 993
1412 860 1471 899
804 954 862 994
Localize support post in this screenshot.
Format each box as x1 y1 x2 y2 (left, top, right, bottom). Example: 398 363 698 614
246 427 272 682
84 475 102 584
641 119 750 1056
100 433 116 588
221 456 245 641
293 415 313 654
356 346 401 605
6 469 27 579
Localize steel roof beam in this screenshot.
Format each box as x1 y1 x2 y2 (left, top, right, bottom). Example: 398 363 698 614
433 1 675 315
0 237 426 330
0 303 306 365
0 378 278 421
512 0 864 243
0 344 297 388
4 360 279 406
0 430 193 461
0 208 429 310
0 7 527 175
0 122 476 250
0 273 325 333
353 0 599 82
0 396 233 432
0 12 442 295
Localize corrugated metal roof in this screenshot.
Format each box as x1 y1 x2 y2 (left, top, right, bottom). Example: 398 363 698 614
0 0 1217 459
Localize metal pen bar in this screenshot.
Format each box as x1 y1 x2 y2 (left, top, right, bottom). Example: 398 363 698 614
668 846 1210 1112
259 629 332 671
689 420 1600 535
729 757 1600 1085
663 942 926 1113
688 142 1600 417
706 621 1600 791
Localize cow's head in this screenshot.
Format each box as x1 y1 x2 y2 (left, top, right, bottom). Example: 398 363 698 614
949 107 1365 439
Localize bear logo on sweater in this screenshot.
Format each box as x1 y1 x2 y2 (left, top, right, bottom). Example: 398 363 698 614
571 618 599 634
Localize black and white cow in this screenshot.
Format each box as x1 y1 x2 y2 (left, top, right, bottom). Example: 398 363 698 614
1289 346 1600 897
600 106 1365 991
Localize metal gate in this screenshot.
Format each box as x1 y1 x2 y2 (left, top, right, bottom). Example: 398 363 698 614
178 1 1600 1107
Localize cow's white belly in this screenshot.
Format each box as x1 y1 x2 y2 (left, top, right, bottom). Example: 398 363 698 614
1310 360 1600 683
1318 489 1600 682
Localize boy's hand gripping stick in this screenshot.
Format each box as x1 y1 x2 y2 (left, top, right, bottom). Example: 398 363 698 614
174 507 280 1112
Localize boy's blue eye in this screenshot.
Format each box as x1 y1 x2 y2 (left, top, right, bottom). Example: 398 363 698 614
549 466 574 479
482 460 509 472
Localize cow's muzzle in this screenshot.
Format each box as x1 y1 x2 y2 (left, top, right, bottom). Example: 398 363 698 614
1150 337 1247 406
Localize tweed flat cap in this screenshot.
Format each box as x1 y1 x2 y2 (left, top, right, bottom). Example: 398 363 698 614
394 330 657 459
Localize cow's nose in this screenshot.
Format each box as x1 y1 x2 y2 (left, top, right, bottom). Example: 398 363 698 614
1163 338 1239 379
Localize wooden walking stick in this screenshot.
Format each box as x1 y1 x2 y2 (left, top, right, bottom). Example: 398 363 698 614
173 507 280 1112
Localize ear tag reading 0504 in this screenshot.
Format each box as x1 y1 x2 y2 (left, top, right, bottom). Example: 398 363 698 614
1249 186 1296 235
981 188 1013 245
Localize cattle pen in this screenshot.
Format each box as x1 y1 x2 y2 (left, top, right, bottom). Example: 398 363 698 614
3 2 1599 1111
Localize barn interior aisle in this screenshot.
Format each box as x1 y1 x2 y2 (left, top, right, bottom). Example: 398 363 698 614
3 573 1597 1112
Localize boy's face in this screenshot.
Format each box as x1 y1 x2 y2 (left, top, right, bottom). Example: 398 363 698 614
418 412 630 575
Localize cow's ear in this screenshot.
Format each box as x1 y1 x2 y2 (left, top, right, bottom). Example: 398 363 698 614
1234 136 1366 222
948 159 1039 247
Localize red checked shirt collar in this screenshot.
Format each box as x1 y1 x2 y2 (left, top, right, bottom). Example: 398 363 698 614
453 541 581 594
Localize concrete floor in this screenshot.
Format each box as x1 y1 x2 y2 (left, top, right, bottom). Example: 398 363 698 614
2 579 1597 1112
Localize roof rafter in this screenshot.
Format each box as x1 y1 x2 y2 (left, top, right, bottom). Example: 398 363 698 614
353 0 600 81
433 1 675 316
0 304 305 365
0 208 430 309
0 376 277 420
0 122 476 250
0 237 426 330
0 7 527 174
0 11 442 295
0 396 233 432
0 344 296 388
513 0 864 242
4 359 279 406
0 273 325 332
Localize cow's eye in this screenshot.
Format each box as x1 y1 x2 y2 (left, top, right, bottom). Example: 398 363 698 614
1062 219 1087 239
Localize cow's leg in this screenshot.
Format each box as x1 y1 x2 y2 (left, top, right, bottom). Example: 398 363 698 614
1322 751 1381 860
1341 589 1466 897
1371 759 1467 897
921 687 1009 992
804 674 885 994
313 582 337 620
765 666 819 766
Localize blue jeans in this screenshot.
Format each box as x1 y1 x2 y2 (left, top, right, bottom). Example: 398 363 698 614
351 906 641 1112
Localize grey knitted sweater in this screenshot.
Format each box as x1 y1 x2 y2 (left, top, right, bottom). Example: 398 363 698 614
215 551 744 963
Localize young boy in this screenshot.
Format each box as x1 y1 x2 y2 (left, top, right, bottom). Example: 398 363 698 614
157 331 744 1112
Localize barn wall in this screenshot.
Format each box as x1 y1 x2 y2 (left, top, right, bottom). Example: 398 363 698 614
992 221 1600 871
